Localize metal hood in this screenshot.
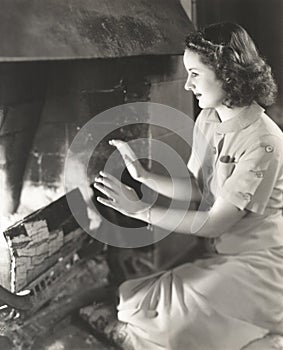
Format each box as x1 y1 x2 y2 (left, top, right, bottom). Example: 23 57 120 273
0 0 194 61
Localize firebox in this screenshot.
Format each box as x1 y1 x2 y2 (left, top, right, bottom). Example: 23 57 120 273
0 1 197 348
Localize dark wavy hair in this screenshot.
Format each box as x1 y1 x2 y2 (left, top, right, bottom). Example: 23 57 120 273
185 22 277 107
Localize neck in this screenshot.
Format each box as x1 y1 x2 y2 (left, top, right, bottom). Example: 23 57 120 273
215 104 248 122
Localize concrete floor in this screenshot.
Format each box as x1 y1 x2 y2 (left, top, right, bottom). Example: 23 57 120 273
1 321 282 350
31 323 115 350
30 325 283 350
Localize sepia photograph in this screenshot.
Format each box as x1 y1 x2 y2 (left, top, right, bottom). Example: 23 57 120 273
0 0 282 349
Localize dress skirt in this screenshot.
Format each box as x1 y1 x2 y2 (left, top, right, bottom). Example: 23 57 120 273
117 246 283 350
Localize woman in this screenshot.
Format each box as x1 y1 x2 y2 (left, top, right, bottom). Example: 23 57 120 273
93 22 283 349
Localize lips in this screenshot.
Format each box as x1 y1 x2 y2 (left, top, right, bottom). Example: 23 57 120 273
195 93 202 99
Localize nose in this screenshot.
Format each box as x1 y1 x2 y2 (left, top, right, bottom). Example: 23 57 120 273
184 74 194 91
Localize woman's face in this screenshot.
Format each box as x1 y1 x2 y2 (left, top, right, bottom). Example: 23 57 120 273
183 49 226 109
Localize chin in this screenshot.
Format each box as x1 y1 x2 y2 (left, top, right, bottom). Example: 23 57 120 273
198 100 216 109
197 100 207 109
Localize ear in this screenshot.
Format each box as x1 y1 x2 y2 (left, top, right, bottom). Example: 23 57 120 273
222 97 233 108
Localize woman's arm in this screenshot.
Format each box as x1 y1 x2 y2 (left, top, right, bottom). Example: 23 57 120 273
141 171 202 203
135 196 246 238
109 140 202 202
94 172 246 238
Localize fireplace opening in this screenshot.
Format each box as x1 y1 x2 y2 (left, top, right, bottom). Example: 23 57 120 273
0 1 199 348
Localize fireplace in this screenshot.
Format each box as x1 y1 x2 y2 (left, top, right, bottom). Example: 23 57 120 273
0 0 194 221
0 0 198 277
0 1 198 347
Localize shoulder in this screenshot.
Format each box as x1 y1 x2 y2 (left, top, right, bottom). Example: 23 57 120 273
258 133 283 158
260 113 283 137
242 107 283 153
256 112 283 154
240 133 283 168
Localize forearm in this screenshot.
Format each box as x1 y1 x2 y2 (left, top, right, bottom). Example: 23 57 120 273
134 204 217 238
95 171 245 239
141 171 202 202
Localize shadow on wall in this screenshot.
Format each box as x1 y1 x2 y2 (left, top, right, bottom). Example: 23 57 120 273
0 62 47 217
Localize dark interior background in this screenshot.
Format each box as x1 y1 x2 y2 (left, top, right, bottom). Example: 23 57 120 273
195 0 283 127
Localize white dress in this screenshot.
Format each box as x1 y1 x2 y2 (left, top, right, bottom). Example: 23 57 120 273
117 103 283 350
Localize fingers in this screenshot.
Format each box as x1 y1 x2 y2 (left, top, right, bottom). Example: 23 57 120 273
109 139 126 148
93 182 116 200
109 139 138 162
94 172 119 197
95 171 122 190
109 139 120 147
97 196 117 210
98 171 118 183
94 170 141 216
95 172 116 190
94 171 127 202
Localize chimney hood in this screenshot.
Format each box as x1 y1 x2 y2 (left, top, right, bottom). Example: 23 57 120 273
0 0 194 61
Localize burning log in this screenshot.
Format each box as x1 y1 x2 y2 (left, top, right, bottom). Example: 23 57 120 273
3 188 92 292
0 188 110 349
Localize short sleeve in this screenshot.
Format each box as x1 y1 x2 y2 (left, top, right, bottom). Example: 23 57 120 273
220 135 282 214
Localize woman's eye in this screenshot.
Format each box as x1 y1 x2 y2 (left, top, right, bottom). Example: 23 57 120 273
191 72 198 78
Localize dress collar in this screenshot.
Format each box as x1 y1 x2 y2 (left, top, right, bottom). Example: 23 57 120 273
205 102 264 134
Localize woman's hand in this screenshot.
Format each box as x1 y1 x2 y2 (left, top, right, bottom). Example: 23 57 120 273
109 140 147 182
93 171 148 218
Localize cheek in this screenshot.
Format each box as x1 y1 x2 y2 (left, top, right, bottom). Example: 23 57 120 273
212 82 225 100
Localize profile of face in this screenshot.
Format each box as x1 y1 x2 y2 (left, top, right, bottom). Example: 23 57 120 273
183 49 226 110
